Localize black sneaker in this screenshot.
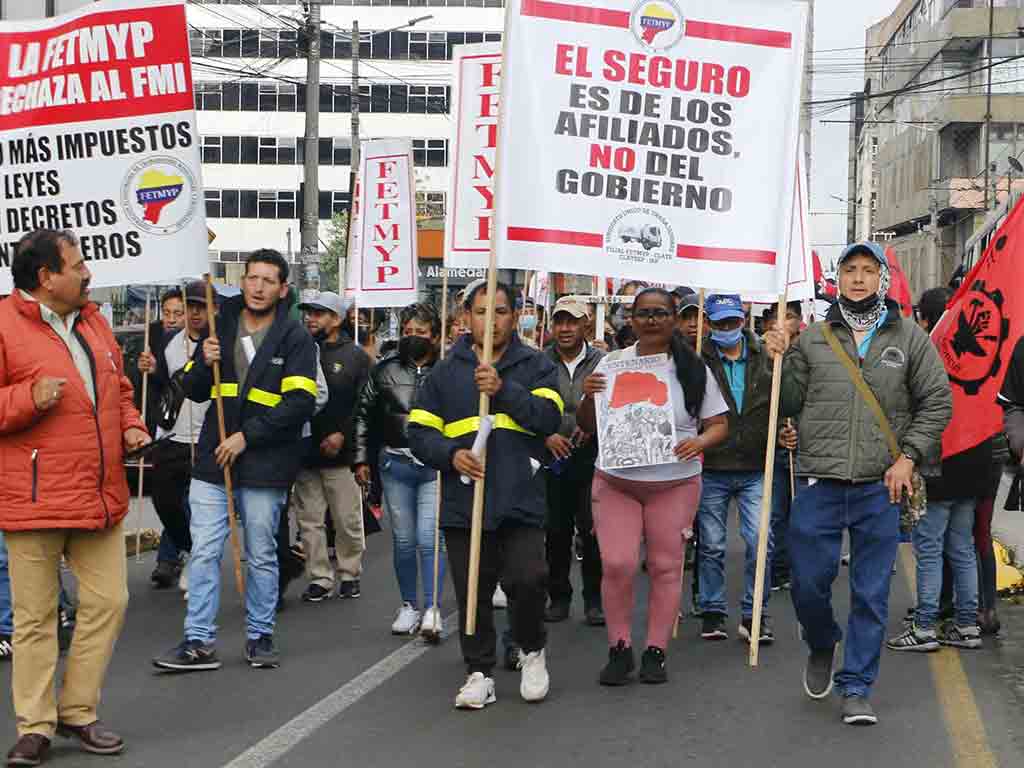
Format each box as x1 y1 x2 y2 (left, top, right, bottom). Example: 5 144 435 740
153 639 221 672
544 600 570 623
599 640 635 686
301 584 333 603
0 634 11 662
738 615 774 646
803 645 836 699
338 580 361 599
503 642 522 671
841 694 878 726
886 625 939 652
638 646 668 684
700 613 728 640
246 635 281 669
150 561 179 589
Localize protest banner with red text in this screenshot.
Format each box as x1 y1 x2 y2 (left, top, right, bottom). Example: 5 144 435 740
350 139 419 308
446 43 501 269
494 0 806 292
0 0 207 292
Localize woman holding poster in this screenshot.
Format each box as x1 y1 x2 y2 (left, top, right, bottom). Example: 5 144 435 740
578 288 728 686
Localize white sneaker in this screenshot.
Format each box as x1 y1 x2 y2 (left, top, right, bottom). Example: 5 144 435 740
391 603 421 635
492 585 508 609
420 606 443 637
178 553 190 593
455 672 496 710
518 648 549 702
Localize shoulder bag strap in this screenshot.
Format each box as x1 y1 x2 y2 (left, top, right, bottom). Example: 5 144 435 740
821 324 901 462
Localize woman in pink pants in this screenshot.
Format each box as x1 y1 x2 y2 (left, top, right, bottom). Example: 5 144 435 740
578 288 728 686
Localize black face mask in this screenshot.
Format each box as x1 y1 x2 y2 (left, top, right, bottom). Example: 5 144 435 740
838 293 881 314
399 335 433 361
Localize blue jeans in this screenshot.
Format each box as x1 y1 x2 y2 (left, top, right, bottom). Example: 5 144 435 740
0 531 12 636
790 480 900 698
380 452 444 608
697 470 771 619
185 479 287 643
913 498 978 629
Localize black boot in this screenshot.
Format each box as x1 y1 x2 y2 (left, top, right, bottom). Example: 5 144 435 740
599 640 635 686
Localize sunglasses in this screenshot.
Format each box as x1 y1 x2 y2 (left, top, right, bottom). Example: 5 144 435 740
634 308 673 322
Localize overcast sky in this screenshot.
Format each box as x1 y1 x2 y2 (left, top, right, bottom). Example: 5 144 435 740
808 1 900 266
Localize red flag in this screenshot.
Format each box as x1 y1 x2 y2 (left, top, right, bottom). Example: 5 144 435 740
812 250 836 299
932 198 1024 458
884 248 914 317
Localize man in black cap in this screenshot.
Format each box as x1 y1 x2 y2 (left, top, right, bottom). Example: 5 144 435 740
138 282 216 590
676 292 707 349
293 291 371 602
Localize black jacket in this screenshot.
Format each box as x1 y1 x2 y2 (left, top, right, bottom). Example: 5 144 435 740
305 334 371 468
702 330 774 472
352 351 436 466
184 296 318 489
545 342 603 467
407 334 563 530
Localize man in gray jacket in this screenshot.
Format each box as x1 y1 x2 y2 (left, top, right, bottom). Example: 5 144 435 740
765 241 952 727
543 298 605 626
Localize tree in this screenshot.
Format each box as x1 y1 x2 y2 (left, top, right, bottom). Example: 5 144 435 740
319 211 349 293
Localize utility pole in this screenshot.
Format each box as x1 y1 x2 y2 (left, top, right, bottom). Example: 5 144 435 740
45 0 56 17
301 1 321 291
983 0 995 211
342 19 360 294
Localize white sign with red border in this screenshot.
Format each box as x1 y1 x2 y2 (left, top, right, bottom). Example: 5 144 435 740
0 0 208 293
494 0 806 293
350 139 419 308
445 43 502 268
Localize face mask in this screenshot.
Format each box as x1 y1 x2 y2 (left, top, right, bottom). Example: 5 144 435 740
519 315 538 333
711 327 743 348
839 293 881 314
399 335 433 361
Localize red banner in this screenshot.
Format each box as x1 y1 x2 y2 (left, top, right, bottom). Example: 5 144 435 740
932 198 1024 458
885 248 914 317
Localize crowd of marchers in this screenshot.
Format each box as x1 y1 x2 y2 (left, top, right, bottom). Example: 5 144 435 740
1 229 1022 766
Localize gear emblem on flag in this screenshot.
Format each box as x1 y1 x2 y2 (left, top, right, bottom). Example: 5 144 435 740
940 280 1010 396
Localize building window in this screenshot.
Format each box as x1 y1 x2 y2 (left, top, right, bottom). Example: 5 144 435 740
417 191 447 218
412 139 449 167
205 190 221 219
202 136 222 164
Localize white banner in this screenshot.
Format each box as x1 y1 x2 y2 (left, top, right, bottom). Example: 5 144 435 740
350 139 419 308
445 43 502 268
744 135 813 303
494 0 806 292
0 0 208 293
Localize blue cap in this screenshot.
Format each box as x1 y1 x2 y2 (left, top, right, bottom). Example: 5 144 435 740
839 241 887 268
706 294 745 322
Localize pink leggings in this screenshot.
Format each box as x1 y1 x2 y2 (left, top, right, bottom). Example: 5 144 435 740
592 471 702 650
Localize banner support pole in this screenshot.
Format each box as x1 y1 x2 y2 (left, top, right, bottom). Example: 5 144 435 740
749 293 789 665
134 293 152 562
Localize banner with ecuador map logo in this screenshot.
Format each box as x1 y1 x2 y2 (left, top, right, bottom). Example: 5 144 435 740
0 0 207 292
494 0 806 293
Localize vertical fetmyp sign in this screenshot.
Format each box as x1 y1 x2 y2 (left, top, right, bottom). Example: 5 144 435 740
445 43 502 268
0 0 208 292
350 138 418 308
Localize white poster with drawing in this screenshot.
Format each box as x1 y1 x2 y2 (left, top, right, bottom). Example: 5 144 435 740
595 353 676 470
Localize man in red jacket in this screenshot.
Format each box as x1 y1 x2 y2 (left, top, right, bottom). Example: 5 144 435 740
0 229 148 767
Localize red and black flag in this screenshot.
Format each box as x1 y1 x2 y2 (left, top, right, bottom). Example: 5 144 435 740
932 198 1024 459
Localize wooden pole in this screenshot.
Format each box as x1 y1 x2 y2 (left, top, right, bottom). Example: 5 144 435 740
787 418 797 500
749 294 788 665
426 268 450 640
205 276 246 598
465 262 498 636
182 282 196 467
134 294 152 561
595 276 607 346
673 288 705 639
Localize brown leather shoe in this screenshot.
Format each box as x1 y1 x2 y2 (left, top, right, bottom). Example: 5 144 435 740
55 721 124 756
6 734 50 767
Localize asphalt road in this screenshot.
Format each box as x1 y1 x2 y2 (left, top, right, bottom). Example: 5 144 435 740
2 519 1023 768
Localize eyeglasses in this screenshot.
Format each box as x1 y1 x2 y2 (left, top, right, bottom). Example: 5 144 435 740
634 308 672 322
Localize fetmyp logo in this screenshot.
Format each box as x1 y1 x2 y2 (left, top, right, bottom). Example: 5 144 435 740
631 0 684 51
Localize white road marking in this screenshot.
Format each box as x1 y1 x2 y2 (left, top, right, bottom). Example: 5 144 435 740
220 613 457 768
